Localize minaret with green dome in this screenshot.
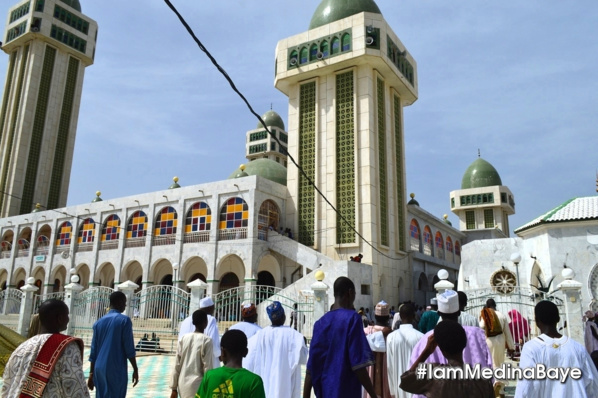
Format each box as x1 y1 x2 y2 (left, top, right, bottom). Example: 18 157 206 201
274 0 418 301
450 156 515 238
245 110 289 167
0 0 97 217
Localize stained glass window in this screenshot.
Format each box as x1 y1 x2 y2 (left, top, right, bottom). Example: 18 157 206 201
455 241 461 256
78 218 95 243
56 222 72 246
102 215 120 241
186 202 211 233
341 33 351 51
37 235 49 247
435 232 443 250
219 197 249 229
310 44 318 61
300 47 308 64
423 226 432 256
446 236 453 253
331 37 340 54
410 219 421 251
320 40 329 57
154 206 177 236
127 211 148 239
18 239 29 249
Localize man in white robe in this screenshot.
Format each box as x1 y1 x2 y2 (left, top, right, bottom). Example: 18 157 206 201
386 303 423 398
244 301 307 398
479 298 515 368
229 302 262 339
179 296 221 367
2 300 89 398
515 300 598 398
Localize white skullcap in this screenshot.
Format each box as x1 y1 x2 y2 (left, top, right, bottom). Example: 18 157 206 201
437 290 459 314
199 296 214 308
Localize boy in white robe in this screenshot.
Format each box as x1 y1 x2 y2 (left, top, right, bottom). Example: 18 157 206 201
515 300 598 398
387 303 423 398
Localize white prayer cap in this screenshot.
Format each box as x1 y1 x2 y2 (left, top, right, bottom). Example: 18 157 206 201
430 298 437 306
437 290 459 314
199 296 214 308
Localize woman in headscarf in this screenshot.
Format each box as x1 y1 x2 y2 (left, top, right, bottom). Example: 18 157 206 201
508 309 530 346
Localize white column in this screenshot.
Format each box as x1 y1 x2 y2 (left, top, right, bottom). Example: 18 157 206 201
117 280 140 318
311 270 329 322
17 278 39 336
434 269 454 294
188 279 208 316
64 275 84 335
557 268 584 343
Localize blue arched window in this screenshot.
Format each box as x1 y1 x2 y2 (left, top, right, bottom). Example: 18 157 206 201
320 41 329 57
331 37 340 55
310 44 318 61
299 47 308 64
341 33 351 51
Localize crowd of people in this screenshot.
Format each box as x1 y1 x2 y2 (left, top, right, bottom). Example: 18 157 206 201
2 278 598 397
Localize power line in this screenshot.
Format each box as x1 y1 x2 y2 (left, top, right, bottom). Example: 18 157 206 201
162 0 409 262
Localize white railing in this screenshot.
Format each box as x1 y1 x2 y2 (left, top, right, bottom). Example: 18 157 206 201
152 234 176 246
33 291 66 313
125 237 146 248
183 231 210 243
34 246 49 255
99 240 118 250
76 242 94 252
16 249 29 258
0 288 24 315
218 228 247 241
0 251 10 259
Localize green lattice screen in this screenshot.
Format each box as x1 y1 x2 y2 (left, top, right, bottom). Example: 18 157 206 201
377 78 388 246
20 46 56 214
336 71 355 244
298 82 316 246
393 95 405 251
0 45 29 213
48 56 79 210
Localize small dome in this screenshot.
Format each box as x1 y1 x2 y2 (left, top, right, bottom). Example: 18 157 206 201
31 203 42 213
169 176 181 189
407 193 419 206
228 159 287 186
59 0 82 12
92 191 103 203
257 110 285 131
461 157 502 189
443 214 452 226
309 0 382 30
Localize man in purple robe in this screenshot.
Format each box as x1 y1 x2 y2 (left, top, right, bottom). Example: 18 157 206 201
408 290 492 398
303 277 379 398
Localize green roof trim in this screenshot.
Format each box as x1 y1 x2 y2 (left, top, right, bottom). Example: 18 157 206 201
515 197 577 233
59 0 82 12
228 158 287 186
309 0 382 30
461 157 502 189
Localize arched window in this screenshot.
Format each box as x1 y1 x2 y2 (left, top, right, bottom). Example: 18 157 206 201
435 231 444 259
299 47 308 64
154 206 177 236
409 219 421 252
185 202 211 243
331 37 340 55
341 33 351 51
289 50 298 66
320 40 329 57
258 200 280 241
77 218 95 244
423 226 432 256
446 236 454 263
36 235 49 247
455 241 461 256
56 222 72 247
309 44 318 61
127 211 148 239
219 272 240 292
102 215 120 241
219 197 249 240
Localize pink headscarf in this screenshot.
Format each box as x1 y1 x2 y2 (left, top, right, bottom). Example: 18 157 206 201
508 309 530 343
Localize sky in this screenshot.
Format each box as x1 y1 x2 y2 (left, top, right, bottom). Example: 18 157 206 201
1 0 597 234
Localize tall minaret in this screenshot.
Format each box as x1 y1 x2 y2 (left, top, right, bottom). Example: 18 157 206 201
0 0 97 217
274 0 418 301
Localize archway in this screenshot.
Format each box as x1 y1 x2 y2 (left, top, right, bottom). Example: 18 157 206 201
12 267 26 288
216 255 245 285
32 266 45 294
258 200 280 239
182 257 208 287
256 254 281 286
76 263 90 288
96 263 115 288
51 266 67 292
121 261 143 284
151 259 173 286
257 271 275 287
0 269 8 289
219 272 239 292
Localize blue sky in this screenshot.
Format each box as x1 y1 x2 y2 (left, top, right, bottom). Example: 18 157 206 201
1 1 597 234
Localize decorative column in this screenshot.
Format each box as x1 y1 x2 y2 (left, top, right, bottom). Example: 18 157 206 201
117 280 139 318
557 268 584 343
311 270 329 322
64 275 84 335
188 279 208 316
434 269 454 294
17 278 39 336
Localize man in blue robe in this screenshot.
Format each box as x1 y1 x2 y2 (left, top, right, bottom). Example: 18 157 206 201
88 291 139 397
303 277 379 398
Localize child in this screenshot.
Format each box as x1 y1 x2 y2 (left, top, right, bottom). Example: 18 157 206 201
170 310 214 398
195 329 265 398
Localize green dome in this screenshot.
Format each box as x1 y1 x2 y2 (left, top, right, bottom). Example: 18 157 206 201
59 0 82 12
309 0 382 30
228 159 287 186
257 110 285 131
461 158 502 189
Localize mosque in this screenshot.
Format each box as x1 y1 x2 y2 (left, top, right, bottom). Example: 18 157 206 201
3 0 594 313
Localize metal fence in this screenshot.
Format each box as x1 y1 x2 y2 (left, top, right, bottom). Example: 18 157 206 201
0 288 24 330
72 286 114 344
213 285 315 340
462 286 566 353
33 291 66 313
